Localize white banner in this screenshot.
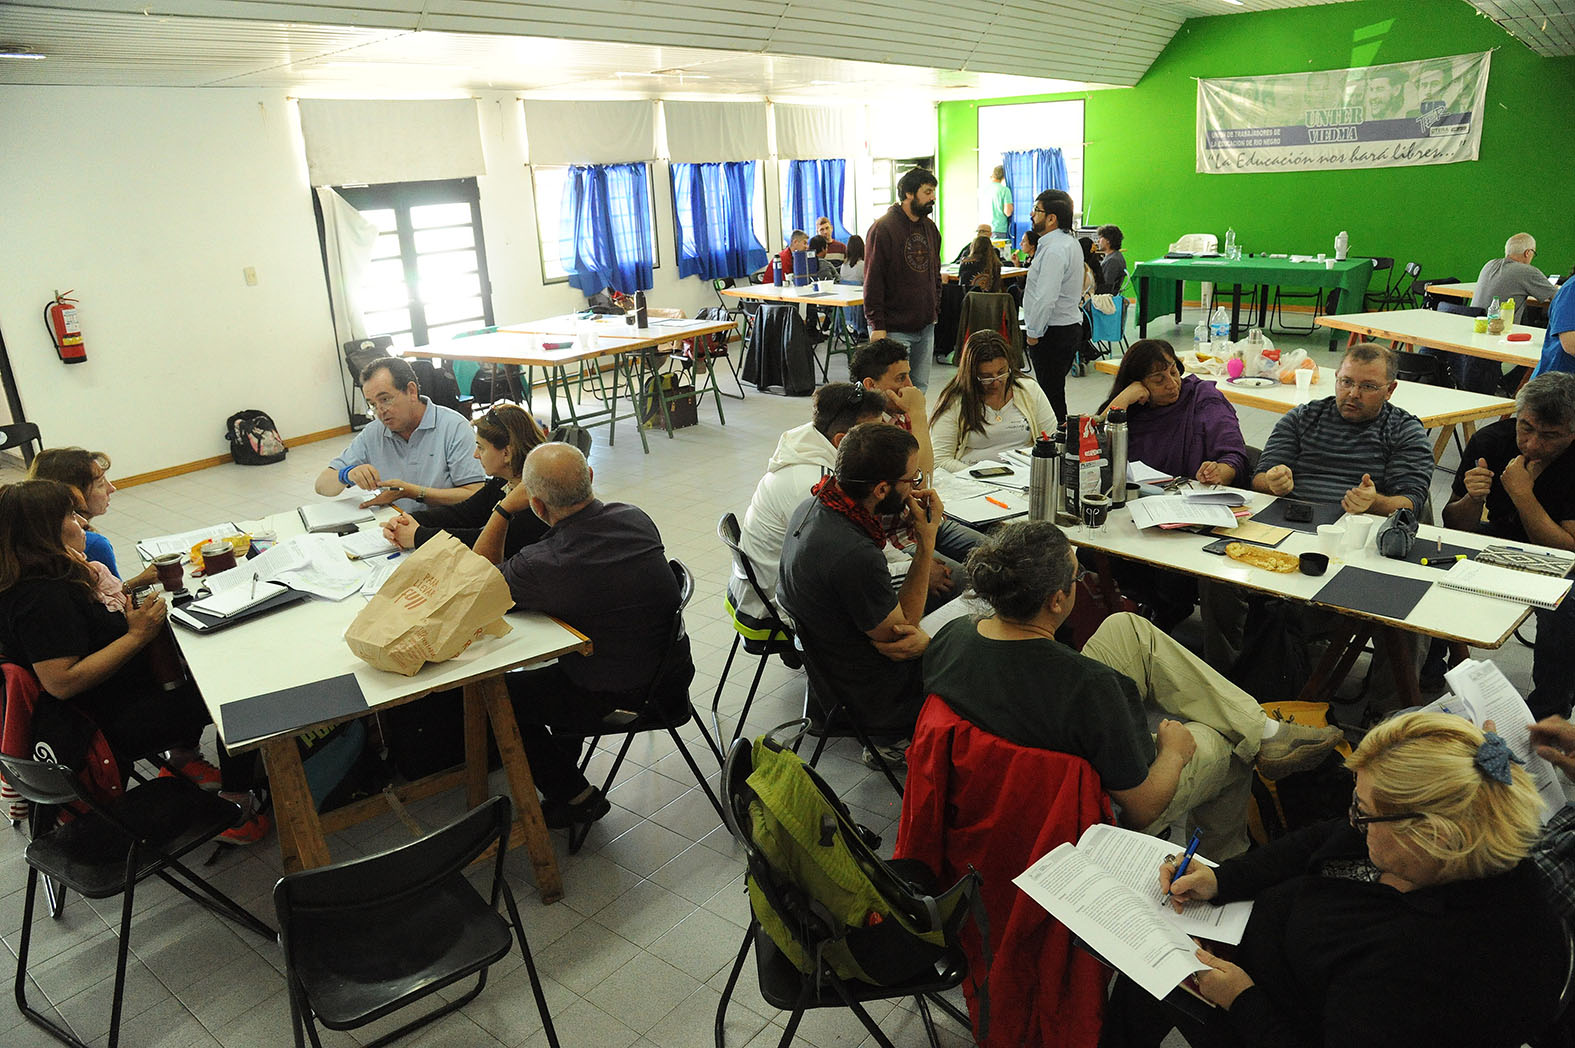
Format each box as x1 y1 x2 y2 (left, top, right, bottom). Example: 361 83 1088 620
1196 52 1490 174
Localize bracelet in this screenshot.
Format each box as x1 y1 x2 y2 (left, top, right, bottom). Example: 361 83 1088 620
337 465 353 486
493 503 514 521
415 487 426 502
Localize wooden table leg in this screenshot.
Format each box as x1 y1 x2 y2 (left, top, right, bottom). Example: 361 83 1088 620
1299 621 1374 701
261 736 330 873
1378 627 1423 710
473 675 564 904
1432 425 1454 464
462 685 490 810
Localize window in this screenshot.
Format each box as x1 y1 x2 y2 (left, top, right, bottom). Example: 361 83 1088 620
670 160 768 280
866 156 934 234
333 178 494 350
977 101 1085 223
776 159 855 246
532 163 660 285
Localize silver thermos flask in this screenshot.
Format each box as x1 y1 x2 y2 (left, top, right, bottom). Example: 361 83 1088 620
1029 435 1057 522
1108 409 1129 508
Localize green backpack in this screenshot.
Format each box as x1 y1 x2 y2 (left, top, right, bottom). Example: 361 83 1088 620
742 731 988 1022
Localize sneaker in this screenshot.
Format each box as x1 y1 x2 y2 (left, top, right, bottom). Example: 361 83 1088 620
161 757 222 791
1255 722 1346 780
218 811 272 846
861 739 909 772
541 788 611 831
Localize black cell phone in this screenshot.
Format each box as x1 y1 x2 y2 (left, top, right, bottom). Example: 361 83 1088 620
1282 501 1314 522
969 465 1013 478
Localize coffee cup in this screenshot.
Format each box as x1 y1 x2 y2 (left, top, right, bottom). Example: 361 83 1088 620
1317 524 1345 557
1342 515 1374 552
1294 368 1314 399
153 553 186 592
1081 493 1112 533
1299 552 1329 576
199 539 237 576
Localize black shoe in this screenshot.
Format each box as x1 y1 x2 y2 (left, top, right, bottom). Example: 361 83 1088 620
543 788 611 854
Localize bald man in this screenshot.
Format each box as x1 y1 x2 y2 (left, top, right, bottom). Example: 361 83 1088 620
474 443 689 840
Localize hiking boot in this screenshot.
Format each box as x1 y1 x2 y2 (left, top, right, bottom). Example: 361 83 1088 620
1255 723 1345 780
861 739 909 772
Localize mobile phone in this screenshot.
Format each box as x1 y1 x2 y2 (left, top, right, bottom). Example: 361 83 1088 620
1282 501 1314 522
969 466 1013 478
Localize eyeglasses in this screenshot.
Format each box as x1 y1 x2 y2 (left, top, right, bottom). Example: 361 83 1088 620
1031 205 1045 216
1348 791 1422 835
1335 377 1388 394
977 372 1010 385
1073 566 1089 584
837 469 925 488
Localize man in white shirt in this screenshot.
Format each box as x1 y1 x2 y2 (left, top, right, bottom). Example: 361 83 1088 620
1022 190 1085 424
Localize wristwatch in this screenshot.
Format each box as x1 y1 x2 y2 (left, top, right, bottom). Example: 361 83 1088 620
415 487 427 502
493 503 514 521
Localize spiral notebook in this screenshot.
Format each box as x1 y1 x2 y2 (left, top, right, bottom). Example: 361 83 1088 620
1440 560 1572 611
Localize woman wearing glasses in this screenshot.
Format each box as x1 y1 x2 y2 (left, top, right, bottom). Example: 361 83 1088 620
929 330 1056 474
382 404 549 558
1102 711 1565 1048
1099 338 1249 487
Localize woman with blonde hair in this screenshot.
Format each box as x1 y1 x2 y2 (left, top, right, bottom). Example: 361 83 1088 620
1102 710 1566 1048
383 403 549 558
928 330 1055 473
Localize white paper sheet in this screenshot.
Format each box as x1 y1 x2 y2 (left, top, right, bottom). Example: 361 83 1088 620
208 533 365 601
1434 659 1565 819
136 523 241 561
1128 496 1240 530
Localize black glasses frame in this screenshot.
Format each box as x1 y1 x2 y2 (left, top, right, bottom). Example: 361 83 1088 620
1348 790 1422 834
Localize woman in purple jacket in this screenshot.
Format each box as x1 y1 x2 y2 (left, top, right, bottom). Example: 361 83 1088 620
1099 339 1249 487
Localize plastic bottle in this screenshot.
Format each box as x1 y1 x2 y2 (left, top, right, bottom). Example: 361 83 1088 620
1487 297 1505 336
1194 319 1211 356
1210 303 1231 343
1224 228 1236 258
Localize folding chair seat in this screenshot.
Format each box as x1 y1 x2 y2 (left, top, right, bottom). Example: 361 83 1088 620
793 637 906 798
713 513 799 746
273 796 559 1048
576 560 725 853
694 305 747 400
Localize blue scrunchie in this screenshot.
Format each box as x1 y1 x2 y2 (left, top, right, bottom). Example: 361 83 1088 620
337 465 353 486
1475 731 1525 785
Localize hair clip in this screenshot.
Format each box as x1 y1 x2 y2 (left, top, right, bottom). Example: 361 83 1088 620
1474 731 1523 786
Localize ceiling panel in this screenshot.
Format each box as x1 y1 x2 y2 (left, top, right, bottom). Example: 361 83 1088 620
1463 0 1575 56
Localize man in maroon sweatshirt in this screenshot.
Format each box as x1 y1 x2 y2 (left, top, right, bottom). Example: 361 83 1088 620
863 167 942 391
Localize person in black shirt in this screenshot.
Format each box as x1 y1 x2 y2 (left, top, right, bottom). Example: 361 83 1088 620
957 235 1003 294
0 481 266 842
1442 373 1575 718
1096 224 1127 295
382 403 549 559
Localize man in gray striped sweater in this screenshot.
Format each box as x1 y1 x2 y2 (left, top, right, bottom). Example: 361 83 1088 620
1253 343 1432 516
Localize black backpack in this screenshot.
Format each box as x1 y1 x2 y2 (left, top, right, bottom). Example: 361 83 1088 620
225 410 287 466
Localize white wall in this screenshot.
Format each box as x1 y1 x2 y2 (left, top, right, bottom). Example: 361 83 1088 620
0 86 345 477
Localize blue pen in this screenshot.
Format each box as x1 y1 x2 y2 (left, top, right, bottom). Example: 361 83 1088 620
385 552 402 560
1162 828 1203 907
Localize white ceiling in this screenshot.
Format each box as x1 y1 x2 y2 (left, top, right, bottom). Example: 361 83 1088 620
1461 0 1575 56
0 0 1366 99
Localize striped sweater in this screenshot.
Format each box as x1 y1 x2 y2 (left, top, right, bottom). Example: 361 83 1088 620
1258 398 1433 512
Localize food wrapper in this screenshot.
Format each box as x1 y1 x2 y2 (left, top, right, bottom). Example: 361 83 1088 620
344 532 513 675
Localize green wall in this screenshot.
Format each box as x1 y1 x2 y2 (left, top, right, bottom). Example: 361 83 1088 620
937 0 1575 292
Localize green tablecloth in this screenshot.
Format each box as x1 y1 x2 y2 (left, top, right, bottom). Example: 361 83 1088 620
1133 256 1375 329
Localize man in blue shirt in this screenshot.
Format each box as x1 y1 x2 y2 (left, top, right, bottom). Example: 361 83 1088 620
1022 189 1083 424
316 356 485 512
1533 280 1575 378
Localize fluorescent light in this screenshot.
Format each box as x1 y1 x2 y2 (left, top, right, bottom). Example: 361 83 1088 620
0 46 45 60
1220 0 1246 6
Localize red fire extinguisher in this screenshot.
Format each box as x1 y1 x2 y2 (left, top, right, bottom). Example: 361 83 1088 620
44 290 87 364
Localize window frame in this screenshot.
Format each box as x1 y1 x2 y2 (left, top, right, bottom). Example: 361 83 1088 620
530 162 662 286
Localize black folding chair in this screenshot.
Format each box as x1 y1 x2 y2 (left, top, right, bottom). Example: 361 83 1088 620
273 796 558 1048
0 422 44 468
0 753 275 1048
713 513 799 746
793 636 906 798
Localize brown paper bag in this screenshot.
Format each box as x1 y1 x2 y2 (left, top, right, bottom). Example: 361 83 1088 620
345 531 514 676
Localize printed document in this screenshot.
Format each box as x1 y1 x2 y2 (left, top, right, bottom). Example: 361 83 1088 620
1423 659 1564 819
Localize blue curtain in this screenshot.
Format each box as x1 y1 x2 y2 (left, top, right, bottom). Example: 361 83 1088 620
671 161 768 280
782 159 848 242
1002 148 1069 246
559 163 654 295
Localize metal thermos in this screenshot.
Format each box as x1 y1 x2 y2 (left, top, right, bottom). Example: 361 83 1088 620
1107 409 1129 508
1029 436 1057 522
635 290 649 329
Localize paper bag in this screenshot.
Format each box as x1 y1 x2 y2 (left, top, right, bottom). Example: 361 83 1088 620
344 532 513 676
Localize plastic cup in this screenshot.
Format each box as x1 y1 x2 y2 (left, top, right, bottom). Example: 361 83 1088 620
1317 524 1345 557
1324 259 1336 270
1342 516 1374 552
1473 316 1489 334
1294 368 1314 400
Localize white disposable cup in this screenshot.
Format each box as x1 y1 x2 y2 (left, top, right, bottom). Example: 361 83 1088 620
1317 524 1345 557
1342 515 1374 551
1294 368 1314 399
1318 252 1327 261
1325 258 1337 270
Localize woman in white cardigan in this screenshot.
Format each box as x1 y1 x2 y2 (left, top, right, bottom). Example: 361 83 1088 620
928 330 1057 473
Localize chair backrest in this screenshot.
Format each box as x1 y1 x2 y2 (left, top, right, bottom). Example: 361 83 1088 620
718 513 793 635
450 359 480 396
1437 301 1487 318
0 753 85 808
0 423 43 458
1171 233 1218 254
343 336 393 384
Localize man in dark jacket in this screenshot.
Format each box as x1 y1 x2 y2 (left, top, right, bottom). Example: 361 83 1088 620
863 166 942 392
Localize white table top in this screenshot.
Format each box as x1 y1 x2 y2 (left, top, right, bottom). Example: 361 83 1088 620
1069 498 1544 649
1314 308 1544 366
1093 359 1514 429
172 509 589 751
719 283 864 307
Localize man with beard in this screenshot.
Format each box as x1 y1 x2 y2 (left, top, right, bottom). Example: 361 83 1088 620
779 422 942 766
1022 188 1084 424
864 166 942 391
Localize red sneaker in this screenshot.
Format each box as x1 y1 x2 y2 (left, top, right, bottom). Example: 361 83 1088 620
161 757 222 791
218 810 271 846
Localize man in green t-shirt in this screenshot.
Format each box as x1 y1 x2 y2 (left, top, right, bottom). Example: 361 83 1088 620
989 164 1013 240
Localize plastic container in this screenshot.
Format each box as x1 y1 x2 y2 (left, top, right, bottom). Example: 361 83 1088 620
1210 304 1231 342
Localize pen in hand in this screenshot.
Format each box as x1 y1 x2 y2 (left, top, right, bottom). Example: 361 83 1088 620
1162 828 1203 908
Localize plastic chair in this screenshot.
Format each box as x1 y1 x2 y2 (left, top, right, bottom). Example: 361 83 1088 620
713 513 799 746
712 737 976 1048
0 753 276 1048
273 796 559 1048
575 560 725 852
0 422 44 468
1170 233 1220 311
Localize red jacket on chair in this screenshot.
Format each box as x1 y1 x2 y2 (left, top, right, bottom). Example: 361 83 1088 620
895 694 1114 1048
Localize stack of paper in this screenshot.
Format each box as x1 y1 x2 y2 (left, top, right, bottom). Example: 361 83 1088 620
341 530 399 560
136 523 241 561
1129 496 1240 530
208 533 366 601
187 580 290 619
1423 659 1564 819
299 496 375 533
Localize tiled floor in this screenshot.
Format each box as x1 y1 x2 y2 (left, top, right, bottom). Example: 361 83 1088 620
0 311 1528 1048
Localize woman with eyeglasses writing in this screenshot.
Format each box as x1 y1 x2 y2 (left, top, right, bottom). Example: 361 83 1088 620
928 330 1056 474
382 404 549 558
1102 711 1565 1048
1098 338 1249 488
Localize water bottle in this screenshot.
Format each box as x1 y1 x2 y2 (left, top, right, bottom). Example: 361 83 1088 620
1193 319 1211 355
1029 435 1057 522
1210 303 1231 343
1335 230 1349 262
1224 227 1236 258
1107 409 1129 508
771 258 783 286
1487 297 1504 335
635 290 649 329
